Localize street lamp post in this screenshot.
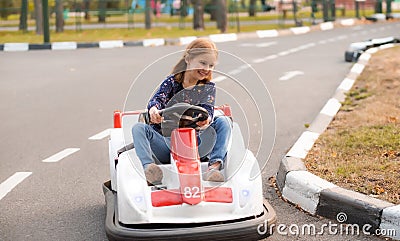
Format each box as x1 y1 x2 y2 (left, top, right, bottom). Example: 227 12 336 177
235 0 240 32
311 0 317 25
375 0 382 13
355 0 360 18
19 0 28 31
42 0 50 43
386 0 392 15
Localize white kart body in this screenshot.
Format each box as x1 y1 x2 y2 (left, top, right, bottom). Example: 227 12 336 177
103 108 276 240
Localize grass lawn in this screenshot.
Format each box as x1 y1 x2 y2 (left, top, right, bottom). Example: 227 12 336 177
1 9 382 44
304 47 400 204
0 23 294 44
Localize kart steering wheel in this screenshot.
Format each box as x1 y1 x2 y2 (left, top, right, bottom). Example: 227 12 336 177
159 103 209 136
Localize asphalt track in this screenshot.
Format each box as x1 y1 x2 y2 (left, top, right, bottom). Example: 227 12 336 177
1 20 399 240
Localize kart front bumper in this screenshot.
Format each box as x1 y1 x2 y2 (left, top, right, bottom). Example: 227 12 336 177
102 181 276 241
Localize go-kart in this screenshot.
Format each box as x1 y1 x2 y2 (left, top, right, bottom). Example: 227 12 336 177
102 103 276 240
344 36 399 62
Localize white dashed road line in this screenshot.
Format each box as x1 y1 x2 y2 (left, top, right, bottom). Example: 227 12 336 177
279 71 304 81
89 129 111 140
42 148 80 163
239 41 277 48
256 42 277 48
278 50 290 56
213 75 228 83
0 172 32 200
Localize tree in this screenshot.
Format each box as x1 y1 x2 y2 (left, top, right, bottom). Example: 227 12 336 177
180 0 188 17
215 0 227 32
55 0 64 32
0 0 13 20
145 0 152 29
249 0 256 16
84 0 91 20
34 0 43 35
98 0 106 23
192 0 204 30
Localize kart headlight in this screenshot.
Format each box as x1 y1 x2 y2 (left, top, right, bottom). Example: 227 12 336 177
133 194 147 212
239 189 251 208
134 195 144 203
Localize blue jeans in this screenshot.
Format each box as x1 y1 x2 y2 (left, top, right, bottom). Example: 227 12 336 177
131 116 232 169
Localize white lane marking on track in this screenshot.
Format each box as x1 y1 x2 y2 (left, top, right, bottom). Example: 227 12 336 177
228 64 252 75
213 76 227 83
213 65 252 83
42 148 80 163
252 58 264 64
240 41 277 48
278 51 290 56
228 69 242 75
288 48 300 53
256 42 277 48
264 54 278 60
89 129 111 140
0 172 32 200
252 54 277 63
238 64 251 70
252 42 317 64
279 71 304 81
298 43 316 50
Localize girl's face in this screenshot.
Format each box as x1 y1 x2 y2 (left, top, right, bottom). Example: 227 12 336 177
186 52 217 80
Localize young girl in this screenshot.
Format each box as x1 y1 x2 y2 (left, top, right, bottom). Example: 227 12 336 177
132 38 232 185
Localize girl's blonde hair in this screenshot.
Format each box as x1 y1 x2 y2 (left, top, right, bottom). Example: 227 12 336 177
171 38 218 83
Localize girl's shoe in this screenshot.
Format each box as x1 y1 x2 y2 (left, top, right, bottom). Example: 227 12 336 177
204 162 224 182
145 163 163 185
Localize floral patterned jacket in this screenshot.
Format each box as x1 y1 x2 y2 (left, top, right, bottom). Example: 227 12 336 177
147 75 216 133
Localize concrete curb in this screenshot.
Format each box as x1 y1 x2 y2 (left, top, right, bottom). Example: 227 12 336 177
0 18 367 52
276 44 400 240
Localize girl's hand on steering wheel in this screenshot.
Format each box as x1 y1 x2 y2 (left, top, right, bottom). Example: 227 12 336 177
149 106 162 124
196 117 210 129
